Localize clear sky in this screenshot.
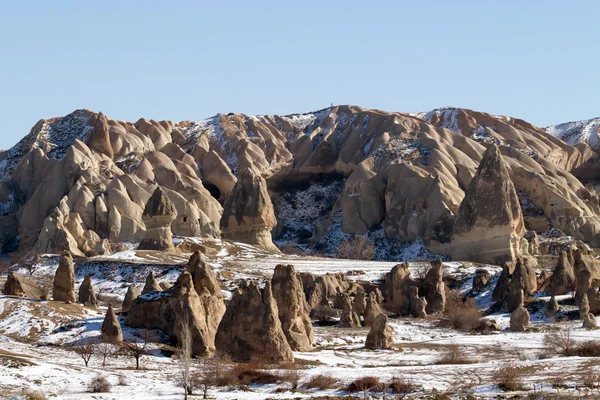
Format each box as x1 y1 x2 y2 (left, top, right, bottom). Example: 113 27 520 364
1 1 598 150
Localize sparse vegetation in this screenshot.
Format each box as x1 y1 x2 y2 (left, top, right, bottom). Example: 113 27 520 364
278 368 304 390
390 376 416 398
302 374 339 390
72 341 95 367
337 236 375 260
492 364 526 392
347 376 381 397
123 330 150 370
435 344 474 365
88 374 111 393
23 391 48 400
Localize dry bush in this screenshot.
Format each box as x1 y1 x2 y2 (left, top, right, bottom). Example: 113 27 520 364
278 368 304 390
435 344 474 365
88 374 111 393
24 391 48 400
441 290 482 331
575 341 600 357
337 236 375 260
413 262 432 282
543 330 576 356
278 243 304 256
390 376 416 398
302 374 339 390
347 376 380 394
219 363 279 386
492 364 526 392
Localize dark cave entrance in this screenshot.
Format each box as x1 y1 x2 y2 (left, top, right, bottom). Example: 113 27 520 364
203 183 222 201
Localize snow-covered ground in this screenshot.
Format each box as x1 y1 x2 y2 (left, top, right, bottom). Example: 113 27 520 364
2 244 600 399
545 117 600 149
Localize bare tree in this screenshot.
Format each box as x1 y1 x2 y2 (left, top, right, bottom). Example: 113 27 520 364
176 314 194 399
123 330 150 370
73 341 96 367
97 342 116 367
192 355 229 399
544 329 576 356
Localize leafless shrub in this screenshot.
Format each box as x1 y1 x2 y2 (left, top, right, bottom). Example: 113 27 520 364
492 364 526 392
544 329 576 356
413 262 431 282
218 363 279 386
72 341 95 367
88 374 111 393
176 315 194 399
23 391 48 400
441 290 482 331
347 376 381 397
302 374 339 390
390 376 416 398
575 341 600 357
435 344 474 365
278 243 304 256
122 330 150 370
97 343 116 367
337 236 375 260
192 355 230 397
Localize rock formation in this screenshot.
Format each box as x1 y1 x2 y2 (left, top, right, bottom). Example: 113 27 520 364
352 286 367 316
142 271 162 294
215 281 293 362
122 285 141 312
303 273 351 310
472 269 491 292
583 313 598 329
422 259 445 313
365 313 394 350
547 251 576 296
339 292 361 328
364 292 384 326
545 296 559 319
510 306 530 332
383 263 415 315
271 264 313 351
433 145 525 264
78 275 98 307
580 293 590 320
138 187 177 251
3 272 47 299
409 286 427 318
101 304 123 343
220 169 278 252
53 252 76 303
492 257 537 312
127 271 220 356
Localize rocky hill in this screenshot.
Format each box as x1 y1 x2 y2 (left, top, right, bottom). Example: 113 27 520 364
1 105 599 261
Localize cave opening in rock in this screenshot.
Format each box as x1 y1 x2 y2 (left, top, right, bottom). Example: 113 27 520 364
203 183 221 201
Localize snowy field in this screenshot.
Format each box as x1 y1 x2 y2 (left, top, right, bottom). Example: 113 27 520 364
2 241 600 399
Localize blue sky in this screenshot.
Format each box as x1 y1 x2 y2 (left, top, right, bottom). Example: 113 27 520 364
0 1 598 149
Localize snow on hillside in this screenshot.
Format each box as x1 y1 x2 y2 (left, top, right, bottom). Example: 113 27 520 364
545 117 600 149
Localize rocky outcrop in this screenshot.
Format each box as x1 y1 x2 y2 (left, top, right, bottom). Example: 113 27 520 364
339 292 361 328
138 187 177 251
423 259 445 313
580 293 590 320
101 304 123 343
383 263 415 315
364 292 383 326
215 281 293 362
353 286 367 316
547 251 576 296
53 252 76 303
78 275 98 307
122 285 141 312
433 145 525 264
271 264 313 351
142 272 162 294
409 286 427 318
583 313 598 329
545 296 559 319
220 170 278 252
365 313 394 350
510 306 530 332
303 273 351 310
472 269 491 292
492 257 537 312
3 272 47 299
127 271 219 356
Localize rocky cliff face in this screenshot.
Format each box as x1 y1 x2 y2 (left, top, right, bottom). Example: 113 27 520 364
1 105 599 258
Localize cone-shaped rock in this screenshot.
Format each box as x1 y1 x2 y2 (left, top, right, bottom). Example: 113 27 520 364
53 252 76 303
215 281 293 362
3 272 47 300
545 296 559 319
409 286 427 318
142 271 162 294
122 285 141 312
271 264 313 351
101 304 123 343
220 170 278 252
352 286 367 316
510 306 530 332
138 187 177 251
547 251 576 296
339 292 361 328
423 259 445 313
444 145 525 264
365 313 394 350
127 271 219 356
78 275 98 307
86 112 114 159
364 292 384 326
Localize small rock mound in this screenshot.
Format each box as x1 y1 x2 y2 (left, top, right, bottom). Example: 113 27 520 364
583 313 598 329
339 292 361 328
409 286 427 318
545 296 559 319
101 304 123 343
78 275 98 307
365 313 394 350
53 252 76 303
3 272 47 299
510 306 530 332
142 271 162 294
215 281 293 362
